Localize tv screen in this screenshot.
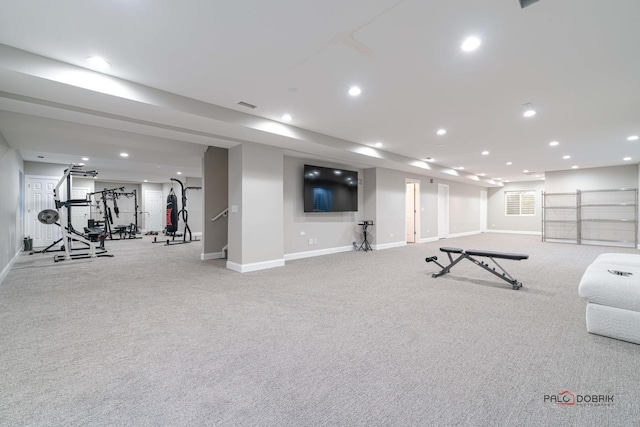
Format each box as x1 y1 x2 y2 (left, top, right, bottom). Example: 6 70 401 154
304 165 358 212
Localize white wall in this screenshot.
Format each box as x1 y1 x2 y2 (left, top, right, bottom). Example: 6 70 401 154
0 133 24 284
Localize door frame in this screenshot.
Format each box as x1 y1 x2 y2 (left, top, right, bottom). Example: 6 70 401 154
25 174 63 247
144 190 163 232
405 179 420 243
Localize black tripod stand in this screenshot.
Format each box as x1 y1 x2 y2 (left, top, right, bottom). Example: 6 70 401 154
357 220 374 251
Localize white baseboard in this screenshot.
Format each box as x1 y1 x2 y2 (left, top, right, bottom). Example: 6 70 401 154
226 258 285 273
420 236 439 243
485 229 542 236
0 249 22 285
284 245 353 261
447 230 481 239
201 252 225 260
372 241 406 250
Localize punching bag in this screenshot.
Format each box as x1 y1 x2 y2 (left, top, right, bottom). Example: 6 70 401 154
166 190 178 233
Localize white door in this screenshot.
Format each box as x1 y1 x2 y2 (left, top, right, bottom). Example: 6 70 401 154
27 176 62 248
480 190 488 232
145 190 163 232
406 182 415 243
71 187 90 233
438 184 449 239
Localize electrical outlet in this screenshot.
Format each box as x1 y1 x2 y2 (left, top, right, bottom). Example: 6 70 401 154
300 231 305 236
308 238 313 245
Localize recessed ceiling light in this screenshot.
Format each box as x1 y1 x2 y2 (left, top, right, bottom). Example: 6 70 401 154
572 165 579 169
375 142 383 148
481 150 489 155
461 36 481 52
281 114 292 122
348 86 362 96
503 180 510 183
628 135 639 141
82 157 89 161
563 155 571 159
78 163 85 166
177 171 182 175
535 175 541 178
478 173 486 176
437 129 447 136
506 161 513 165
523 170 529 173
86 56 111 70
144 179 148 182
120 152 129 157
522 103 536 117
623 157 632 161
495 177 502 180
456 167 464 170
549 141 559 147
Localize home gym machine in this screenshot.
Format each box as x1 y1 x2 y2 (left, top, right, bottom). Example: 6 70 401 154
49 164 113 262
153 177 201 245
89 187 142 240
31 165 106 255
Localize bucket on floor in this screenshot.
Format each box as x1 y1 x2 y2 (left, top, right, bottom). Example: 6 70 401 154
23 237 33 252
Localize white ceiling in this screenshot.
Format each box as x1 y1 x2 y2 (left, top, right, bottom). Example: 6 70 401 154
0 0 638 184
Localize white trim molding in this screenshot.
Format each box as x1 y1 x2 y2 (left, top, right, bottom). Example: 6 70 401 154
420 236 439 244
285 245 353 261
485 229 542 236
201 252 225 261
0 250 22 285
226 258 285 273
372 241 406 251
447 230 481 239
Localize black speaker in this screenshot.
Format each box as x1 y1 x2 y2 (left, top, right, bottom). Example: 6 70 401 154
519 0 540 8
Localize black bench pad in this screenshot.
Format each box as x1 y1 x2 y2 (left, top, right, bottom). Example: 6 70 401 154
465 249 528 261
440 247 464 254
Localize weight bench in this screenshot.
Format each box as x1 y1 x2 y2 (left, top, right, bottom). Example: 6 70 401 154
425 247 529 290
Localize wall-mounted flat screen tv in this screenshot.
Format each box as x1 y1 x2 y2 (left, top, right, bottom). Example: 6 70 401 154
304 164 358 212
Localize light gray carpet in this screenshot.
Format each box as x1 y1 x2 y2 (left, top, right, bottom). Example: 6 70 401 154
1 234 639 426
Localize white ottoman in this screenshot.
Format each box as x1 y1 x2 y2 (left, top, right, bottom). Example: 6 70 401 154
578 261 640 345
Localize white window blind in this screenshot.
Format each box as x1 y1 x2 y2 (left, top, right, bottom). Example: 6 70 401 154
505 191 535 216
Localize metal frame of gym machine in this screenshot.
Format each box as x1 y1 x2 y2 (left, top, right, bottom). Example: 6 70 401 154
52 164 113 262
89 187 142 240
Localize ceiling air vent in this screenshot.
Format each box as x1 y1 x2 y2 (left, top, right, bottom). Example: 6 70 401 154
519 0 540 8
237 101 257 109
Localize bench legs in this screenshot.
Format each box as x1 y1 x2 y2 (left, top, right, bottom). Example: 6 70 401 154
426 253 523 290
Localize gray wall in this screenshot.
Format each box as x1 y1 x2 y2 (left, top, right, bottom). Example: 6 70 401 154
0 133 24 283
488 180 545 233
283 157 363 255
202 147 228 257
365 168 479 246
545 164 639 192
228 143 284 267
24 161 66 178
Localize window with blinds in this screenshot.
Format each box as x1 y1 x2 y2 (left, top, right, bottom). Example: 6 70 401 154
505 191 535 216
